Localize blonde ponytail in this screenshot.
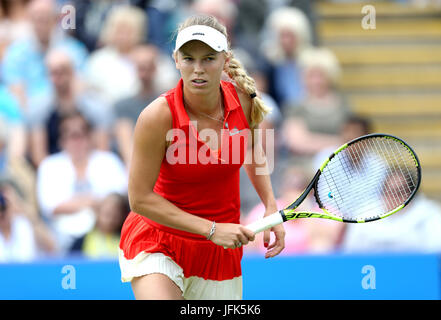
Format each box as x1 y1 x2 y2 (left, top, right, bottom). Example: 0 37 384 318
225 56 271 129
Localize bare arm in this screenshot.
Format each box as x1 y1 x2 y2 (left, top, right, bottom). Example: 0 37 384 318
282 117 340 155
29 128 48 168
52 194 98 215
114 118 135 168
7 124 27 160
237 89 285 257
128 98 253 248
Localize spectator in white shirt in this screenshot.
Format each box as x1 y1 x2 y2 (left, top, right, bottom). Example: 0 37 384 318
36 110 128 255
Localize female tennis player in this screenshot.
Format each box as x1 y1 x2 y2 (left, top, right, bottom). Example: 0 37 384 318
119 14 285 300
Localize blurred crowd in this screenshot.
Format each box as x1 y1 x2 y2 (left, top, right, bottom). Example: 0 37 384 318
1 0 441 263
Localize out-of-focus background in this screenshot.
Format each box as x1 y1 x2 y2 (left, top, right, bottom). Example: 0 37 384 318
1 0 441 299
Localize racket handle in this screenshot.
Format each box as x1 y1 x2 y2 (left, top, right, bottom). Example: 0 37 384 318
246 211 284 234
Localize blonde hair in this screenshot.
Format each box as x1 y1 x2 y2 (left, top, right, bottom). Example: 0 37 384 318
176 15 270 129
298 47 341 85
99 5 147 47
262 7 312 63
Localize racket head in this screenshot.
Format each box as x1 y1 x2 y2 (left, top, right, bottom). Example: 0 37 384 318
313 133 421 223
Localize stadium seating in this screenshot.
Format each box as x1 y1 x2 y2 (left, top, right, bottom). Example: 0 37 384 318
314 0 441 202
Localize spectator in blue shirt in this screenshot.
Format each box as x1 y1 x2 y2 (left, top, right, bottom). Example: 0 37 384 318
1 0 88 113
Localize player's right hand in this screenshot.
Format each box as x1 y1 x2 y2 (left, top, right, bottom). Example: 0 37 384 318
210 223 255 249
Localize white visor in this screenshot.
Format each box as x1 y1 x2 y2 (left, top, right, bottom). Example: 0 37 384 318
174 25 228 53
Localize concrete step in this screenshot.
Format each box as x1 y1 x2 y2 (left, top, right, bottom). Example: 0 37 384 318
315 1 441 19
329 44 441 65
371 118 441 140
348 93 441 117
419 169 441 201
317 18 441 43
339 65 441 90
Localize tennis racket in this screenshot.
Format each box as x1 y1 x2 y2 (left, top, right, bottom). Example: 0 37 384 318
246 133 422 234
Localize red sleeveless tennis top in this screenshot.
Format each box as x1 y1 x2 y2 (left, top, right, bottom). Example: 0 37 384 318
119 79 250 281
142 78 250 239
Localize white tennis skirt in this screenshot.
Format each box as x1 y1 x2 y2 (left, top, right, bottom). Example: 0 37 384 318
119 250 243 300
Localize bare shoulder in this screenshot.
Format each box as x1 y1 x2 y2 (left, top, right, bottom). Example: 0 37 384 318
136 96 172 135
232 82 252 125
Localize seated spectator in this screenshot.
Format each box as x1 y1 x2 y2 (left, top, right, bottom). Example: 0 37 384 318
340 173 441 253
243 166 344 256
0 0 32 59
113 44 160 167
0 174 56 258
0 178 38 262
281 47 352 162
191 0 238 45
70 192 129 259
28 49 113 168
259 7 312 107
0 91 38 223
1 0 88 112
84 5 147 107
313 115 372 169
36 111 128 255
69 0 125 52
233 0 268 54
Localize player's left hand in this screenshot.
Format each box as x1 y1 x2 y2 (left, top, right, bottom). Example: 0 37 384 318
263 209 285 258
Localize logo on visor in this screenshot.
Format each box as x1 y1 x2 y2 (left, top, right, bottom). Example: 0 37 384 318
192 32 205 36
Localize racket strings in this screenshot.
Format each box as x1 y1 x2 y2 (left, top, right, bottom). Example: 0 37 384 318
349 138 416 217
322 141 388 216
317 137 419 221
351 139 416 217
367 139 411 211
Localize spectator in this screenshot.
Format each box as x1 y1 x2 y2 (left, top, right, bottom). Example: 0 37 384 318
313 115 372 169
1 0 88 112
114 44 160 168
70 192 129 259
28 49 113 168
68 0 126 52
36 111 128 254
0 116 36 221
0 174 56 258
281 47 352 163
233 0 268 53
130 0 175 52
0 178 38 262
259 7 312 107
0 88 37 220
340 173 441 253
0 0 32 59
84 5 147 107
191 0 238 45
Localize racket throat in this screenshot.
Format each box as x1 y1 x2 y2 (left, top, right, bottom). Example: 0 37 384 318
280 209 288 222
287 170 321 212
